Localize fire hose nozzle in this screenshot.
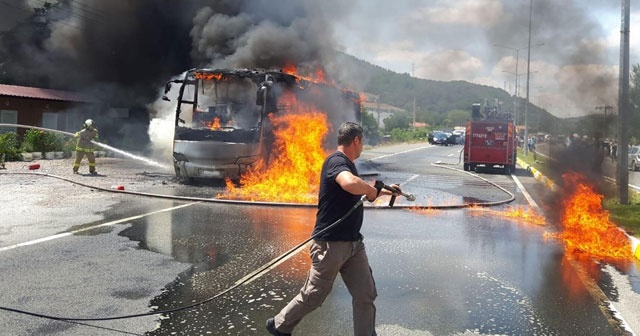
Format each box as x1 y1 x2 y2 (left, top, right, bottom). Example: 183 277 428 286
374 180 416 202
403 193 416 202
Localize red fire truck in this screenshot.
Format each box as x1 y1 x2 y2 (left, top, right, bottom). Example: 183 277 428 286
463 103 517 174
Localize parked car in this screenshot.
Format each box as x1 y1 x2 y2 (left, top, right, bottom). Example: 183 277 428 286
450 130 465 145
428 131 444 144
629 146 640 171
433 132 448 145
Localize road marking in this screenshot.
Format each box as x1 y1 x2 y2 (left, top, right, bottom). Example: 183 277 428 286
0 202 199 253
369 146 430 161
604 176 640 191
510 173 540 209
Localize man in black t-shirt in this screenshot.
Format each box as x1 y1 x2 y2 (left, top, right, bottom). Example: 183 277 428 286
267 122 400 336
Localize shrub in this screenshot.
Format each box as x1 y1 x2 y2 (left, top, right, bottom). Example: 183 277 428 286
0 132 22 161
20 129 63 153
63 137 76 153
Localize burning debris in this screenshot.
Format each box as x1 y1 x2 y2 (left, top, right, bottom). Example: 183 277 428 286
545 173 633 260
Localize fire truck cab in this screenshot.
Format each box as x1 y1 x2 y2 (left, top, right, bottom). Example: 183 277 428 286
463 103 517 174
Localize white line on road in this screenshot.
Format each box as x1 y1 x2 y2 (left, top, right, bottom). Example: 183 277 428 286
0 202 200 253
510 173 540 209
369 146 430 161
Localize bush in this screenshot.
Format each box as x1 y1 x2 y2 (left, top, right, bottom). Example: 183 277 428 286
63 137 76 154
20 129 64 153
0 132 22 161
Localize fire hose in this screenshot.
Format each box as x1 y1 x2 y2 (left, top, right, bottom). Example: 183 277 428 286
0 179 414 322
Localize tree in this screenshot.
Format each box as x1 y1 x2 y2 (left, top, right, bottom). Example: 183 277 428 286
383 111 412 132
446 109 470 127
361 110 382 145
630 64 640 141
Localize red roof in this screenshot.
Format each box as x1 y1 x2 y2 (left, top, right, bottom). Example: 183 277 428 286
0 83 94 103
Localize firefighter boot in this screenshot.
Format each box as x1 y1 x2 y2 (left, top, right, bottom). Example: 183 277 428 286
266 318 291 336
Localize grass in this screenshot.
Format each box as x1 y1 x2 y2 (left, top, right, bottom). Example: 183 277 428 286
517 148 640 237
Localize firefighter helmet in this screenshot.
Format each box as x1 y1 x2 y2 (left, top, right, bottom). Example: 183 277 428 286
84 119 94 128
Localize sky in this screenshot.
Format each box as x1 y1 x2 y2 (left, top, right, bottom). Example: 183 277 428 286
332 0 640 118
1 0 638 121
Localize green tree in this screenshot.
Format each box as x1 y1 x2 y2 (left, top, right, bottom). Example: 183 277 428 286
383 111 412 132
361 110 382 145
446 109 471 128
630 64 640 141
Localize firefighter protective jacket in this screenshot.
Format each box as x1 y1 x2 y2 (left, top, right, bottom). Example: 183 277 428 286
75 127 99 152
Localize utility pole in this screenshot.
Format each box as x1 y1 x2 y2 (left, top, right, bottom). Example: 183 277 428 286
412 63 416 129
617 0 630 204
524 0 533 157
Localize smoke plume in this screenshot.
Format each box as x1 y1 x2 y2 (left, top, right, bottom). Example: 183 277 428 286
1 0 360 151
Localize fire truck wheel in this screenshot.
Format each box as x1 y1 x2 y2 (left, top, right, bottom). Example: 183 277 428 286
463 163 470 171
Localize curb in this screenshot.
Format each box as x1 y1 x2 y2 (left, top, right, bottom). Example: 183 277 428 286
516 157 640 260
516 158 559 192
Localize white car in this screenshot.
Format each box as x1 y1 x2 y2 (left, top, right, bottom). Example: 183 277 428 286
629 146 640 171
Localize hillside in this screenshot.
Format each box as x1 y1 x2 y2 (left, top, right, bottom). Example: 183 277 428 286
334 52 559 133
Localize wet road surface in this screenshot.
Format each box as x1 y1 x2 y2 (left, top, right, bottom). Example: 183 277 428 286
0 143 638 335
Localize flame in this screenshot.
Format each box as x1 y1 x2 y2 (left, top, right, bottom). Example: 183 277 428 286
195 72 224 80
282 63 329 84
203 117 221 130
282 64 297 75
546 173 632 259
222 106 329 203
468 206 546 225
499 206 546 225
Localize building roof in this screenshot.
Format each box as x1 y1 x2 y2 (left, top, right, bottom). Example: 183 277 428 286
362 101 406 112
0 83 94 103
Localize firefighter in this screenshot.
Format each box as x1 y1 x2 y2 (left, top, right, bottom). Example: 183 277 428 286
73 119 99 175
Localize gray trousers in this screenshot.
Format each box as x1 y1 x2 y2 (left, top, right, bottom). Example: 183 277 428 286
274 239 377 335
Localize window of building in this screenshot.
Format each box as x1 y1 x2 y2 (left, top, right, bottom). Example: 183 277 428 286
0 110 18 133
42 112 59 130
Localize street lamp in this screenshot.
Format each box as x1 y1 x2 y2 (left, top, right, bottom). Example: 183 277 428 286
501 70 520 125
494 41 543 151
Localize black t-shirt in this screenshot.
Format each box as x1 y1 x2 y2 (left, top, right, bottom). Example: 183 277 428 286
312 151 364 241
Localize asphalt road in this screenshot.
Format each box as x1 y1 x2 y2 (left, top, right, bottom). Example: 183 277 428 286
0 143 638 336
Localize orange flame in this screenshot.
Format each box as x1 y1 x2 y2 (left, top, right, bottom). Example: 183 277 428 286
223 104 329 203
282 63 329 84
547 173 632 259
203 117 221 130
195 72 224 81
468 206 546 225
500 206 546 225
282 64 297 75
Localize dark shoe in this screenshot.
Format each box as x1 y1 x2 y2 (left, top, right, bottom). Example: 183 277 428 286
89 171 98 175
266 318 290 336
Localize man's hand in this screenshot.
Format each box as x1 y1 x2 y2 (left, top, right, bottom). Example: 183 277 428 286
381 184 402 197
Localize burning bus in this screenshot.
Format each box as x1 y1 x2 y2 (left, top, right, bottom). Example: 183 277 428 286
163 68 361 182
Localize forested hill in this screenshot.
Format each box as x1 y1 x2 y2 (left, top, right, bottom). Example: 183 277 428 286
334 52 558 132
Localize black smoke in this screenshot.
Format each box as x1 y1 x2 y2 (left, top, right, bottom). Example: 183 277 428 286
0 0 356 148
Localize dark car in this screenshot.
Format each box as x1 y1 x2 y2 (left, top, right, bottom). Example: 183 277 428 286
428 131 444 144
433 132 448 145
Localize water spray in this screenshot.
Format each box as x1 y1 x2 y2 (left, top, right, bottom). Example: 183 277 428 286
0 123 170 169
